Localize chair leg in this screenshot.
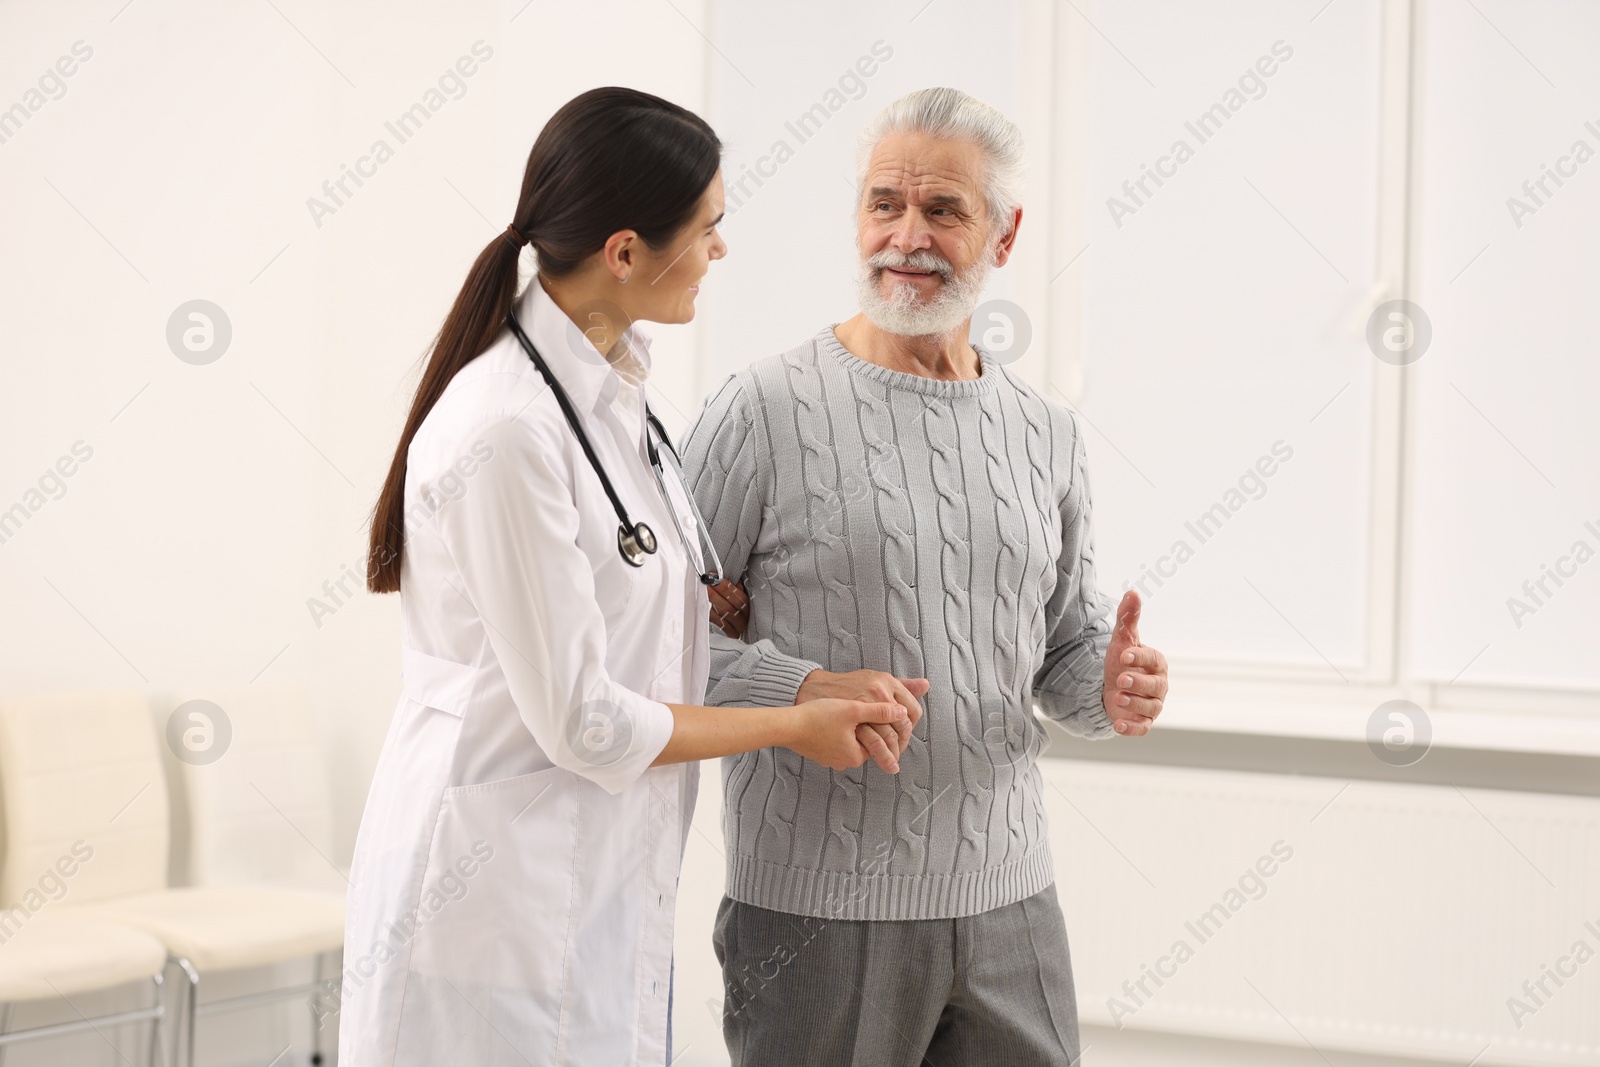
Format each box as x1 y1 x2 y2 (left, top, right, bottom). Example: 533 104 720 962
310 951 325 1066
174 957 199 1067
0 1000 13 1067
329 946 343 1066
147 969 166 1067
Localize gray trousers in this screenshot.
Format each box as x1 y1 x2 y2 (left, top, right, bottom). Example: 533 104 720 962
712 884 1082 1067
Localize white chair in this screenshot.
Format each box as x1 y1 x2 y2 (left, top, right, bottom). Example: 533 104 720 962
0 690 173 1064
0 912 169 1065
165 684 345 897
164 684 345 1063
0 690 343 1067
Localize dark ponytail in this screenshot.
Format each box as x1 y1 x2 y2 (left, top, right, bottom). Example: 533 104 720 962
367 87 722 593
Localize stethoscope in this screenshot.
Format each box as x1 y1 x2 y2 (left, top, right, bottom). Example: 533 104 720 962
506 310 723 585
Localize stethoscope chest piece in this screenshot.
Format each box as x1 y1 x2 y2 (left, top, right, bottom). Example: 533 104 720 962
618 522 657 567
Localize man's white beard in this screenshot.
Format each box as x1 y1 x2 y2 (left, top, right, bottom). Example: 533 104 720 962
856 246 994 337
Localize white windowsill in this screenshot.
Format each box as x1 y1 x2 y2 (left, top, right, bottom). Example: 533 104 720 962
1154 691 1600 758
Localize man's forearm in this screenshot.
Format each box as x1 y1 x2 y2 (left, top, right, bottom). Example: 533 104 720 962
1034 631 1115 738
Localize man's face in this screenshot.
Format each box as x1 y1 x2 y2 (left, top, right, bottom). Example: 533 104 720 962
855 131 1000 336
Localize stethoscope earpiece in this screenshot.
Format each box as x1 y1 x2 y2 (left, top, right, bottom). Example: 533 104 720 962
618 522 657 566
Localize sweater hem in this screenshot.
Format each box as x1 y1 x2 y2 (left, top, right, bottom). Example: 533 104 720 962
724 843 1056 921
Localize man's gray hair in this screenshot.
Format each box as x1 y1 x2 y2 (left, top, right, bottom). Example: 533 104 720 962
856 87 1024 237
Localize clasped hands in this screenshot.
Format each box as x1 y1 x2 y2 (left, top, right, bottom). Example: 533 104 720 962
709 580 1169 769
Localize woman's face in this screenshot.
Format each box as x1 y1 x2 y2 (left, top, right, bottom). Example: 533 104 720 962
623 171 727 325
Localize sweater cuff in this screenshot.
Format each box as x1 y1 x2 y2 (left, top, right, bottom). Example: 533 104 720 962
747 648 821 707
1059 699 1116 740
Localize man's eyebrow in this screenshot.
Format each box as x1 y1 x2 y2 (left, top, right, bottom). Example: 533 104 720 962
864 185 970 210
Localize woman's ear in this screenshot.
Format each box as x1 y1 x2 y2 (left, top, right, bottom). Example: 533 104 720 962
603 230 639 283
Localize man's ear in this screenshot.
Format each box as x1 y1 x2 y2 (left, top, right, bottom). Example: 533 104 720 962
991 206 1024 269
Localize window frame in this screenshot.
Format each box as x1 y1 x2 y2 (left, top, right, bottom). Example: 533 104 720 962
1015 0 1599 754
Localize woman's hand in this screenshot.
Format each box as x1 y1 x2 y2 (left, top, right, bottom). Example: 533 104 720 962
786 699 909 774
708 579 749 639
656 699 904 769
798 669 927 757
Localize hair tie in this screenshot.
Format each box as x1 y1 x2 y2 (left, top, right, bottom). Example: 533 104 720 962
504 223 529 247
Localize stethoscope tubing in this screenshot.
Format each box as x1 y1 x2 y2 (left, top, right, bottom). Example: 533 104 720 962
645 419 724 584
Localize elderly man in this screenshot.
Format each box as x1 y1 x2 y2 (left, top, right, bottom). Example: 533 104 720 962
680 87 1169 1066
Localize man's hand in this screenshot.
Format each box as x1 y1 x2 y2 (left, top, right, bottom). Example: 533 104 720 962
787 699 909 773
798 669 929 758
1103 590 1169 736
708 579 750 639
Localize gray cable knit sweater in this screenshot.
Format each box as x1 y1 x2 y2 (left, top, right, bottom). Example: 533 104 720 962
678 325 1114 921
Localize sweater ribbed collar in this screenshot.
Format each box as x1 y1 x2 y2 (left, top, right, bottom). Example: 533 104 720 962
816 325 999 398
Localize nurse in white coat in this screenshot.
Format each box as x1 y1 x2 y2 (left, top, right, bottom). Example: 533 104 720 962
340 87 916 1067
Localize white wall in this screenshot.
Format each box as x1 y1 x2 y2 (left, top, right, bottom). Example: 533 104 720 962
0 0 719 866
2 1 1597 1065
1 2 711 1063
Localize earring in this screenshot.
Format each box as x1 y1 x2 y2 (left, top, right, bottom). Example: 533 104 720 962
620 272 631 285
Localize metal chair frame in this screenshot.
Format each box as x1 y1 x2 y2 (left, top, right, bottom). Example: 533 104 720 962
169 947 341 1067
0 969 166 1067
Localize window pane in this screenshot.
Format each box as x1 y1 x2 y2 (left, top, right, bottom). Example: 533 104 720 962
1079 0 1383 672
1408 0 1600 691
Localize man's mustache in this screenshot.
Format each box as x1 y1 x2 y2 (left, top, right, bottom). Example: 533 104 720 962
866 249 955 281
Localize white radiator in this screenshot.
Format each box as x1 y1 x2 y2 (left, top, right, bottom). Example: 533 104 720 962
1044 759 1600 1066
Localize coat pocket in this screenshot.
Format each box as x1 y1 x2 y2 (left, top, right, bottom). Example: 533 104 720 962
393 766 577 1064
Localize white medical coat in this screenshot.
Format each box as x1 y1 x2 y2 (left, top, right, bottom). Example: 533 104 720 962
339 276 709 1066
